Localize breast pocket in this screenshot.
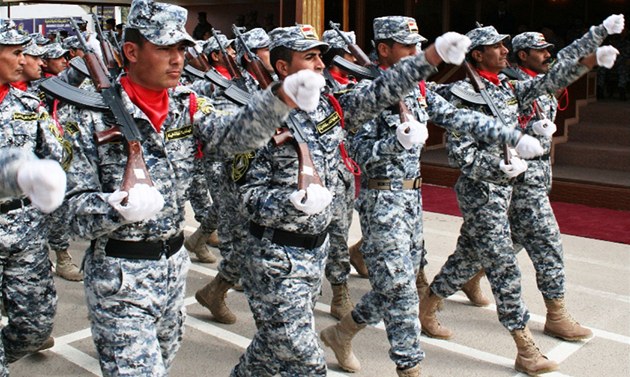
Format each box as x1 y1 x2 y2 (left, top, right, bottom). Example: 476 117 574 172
97 141 126 192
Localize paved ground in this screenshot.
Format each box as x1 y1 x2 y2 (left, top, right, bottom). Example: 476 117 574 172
9 205 630 377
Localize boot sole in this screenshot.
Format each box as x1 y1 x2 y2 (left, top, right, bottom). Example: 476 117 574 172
515 364 559 376
320 330 360 373
543 329 592 342
420 329 452 340
195 291 237 324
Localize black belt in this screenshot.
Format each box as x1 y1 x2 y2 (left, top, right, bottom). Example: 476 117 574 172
249 222 328 250
94 233 184 260
526 153 551 161
367 177 422 190
0 198 31 214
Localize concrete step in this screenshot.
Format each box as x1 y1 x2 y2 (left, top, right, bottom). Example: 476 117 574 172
577 100 630 124
552 163 630 187
568 124 630 146
554 142 630 172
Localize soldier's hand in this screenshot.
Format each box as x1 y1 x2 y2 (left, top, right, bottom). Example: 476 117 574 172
514 134 544 159
532 119 557 137
596 46 619 69
107 184 164 222
603 14 625 35
282 69 326 112
396 116 428 150
289 183 333 215
17 159 66 213
499 157 528 179
434 32 471 65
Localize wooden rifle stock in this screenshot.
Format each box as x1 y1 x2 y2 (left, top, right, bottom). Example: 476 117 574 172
92 14 121 76
185 46 211 72
272 128 323 191
210 28 242 80
232 25 274 89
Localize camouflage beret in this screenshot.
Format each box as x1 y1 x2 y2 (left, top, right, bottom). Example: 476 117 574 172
44 42 68 59
512 32 554 52
0 19 31 46
466 26 510 51
23 40 47 57
269 24 329 52
203 33 233 55
322 29 355 53
126 0 194 46
373 16 427 45
235 27 270 62
62 36 82 50
30 33 50 46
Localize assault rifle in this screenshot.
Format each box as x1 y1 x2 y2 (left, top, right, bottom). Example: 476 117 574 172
232 25 274 89
210 28 246 89
92 14 122 77
70 18 153 192
185 43 211 72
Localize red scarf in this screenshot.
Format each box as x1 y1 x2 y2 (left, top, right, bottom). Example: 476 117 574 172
476 68 501 86
10 81 28 92
44 72 56 78
0 84 9 103
330 69 353 86
519 66 538 78
214 65 232 80
120 76 169 133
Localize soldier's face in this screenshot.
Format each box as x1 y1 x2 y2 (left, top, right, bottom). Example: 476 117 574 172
520 48 552 74
0 44 26 84
255 47 273 72
379 42 417 68
125 40 186 90
278 47 325 78
22 55 43 81
43 56 68 75
475 41 509 73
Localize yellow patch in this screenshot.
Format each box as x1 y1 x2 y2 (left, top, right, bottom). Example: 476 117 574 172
65 121 81 136
316 111 340 135
232 151 256 183
507 98 518 106
61 140 73 171
12 112 38 121
165 125 194 141
196 98 214 115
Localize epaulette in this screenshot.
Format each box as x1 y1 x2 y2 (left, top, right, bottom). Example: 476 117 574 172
11 87 42 111
172 85 195 97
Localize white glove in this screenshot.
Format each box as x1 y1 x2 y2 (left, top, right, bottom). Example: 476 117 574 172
514 134 544 159
532 119 557 137
603 14 625 34
499 156 528 179
107 183 165 222
434 32 472 65
396 116 429 150
289 183 333 215
282 69 326 112
596 46 619 69
16 159 66 213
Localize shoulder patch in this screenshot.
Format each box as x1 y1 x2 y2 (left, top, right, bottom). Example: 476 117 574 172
316 111 340 135
165 125 194 141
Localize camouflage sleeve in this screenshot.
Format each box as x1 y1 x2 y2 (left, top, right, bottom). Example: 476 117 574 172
557 25 608 62
195 86 290 157
426 89 522 146
341 52 438 132
0 148 36 197
189 78 213 97
347 121 404 168
35 107 65 163
446 131 511 185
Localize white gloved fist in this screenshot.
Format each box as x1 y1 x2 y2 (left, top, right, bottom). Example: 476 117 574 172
434 32 472 65
282 69 326 112
499 156 528 179
16 159 67 213
514 134 544 159
107 183 165 222
596 46 619 69
396 116 429 150
289 183 333 215
603 14 625 34
532 119 557 137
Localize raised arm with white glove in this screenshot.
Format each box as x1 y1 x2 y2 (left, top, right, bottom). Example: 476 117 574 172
514 134 544 159
16 159 67 213
596 46 619 69
532 119 557 137
282 69 327 112
107 183 165 222
499 157 528 179
434 32 472 65
603 14 625 35
396 114 429 150
289 183 333 215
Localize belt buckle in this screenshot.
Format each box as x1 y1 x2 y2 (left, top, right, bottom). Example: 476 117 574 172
414 177 422 189
262 227 275 242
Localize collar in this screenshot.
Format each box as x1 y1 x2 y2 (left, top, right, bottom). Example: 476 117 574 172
120 76 169 133
518 66 539 78
10 81 28 92
475 68 501 86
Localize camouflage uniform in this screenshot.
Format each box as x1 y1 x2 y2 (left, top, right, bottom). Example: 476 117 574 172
234 27 278 93
429 26 593 332
0 149 34 197
341 17 535 370
59 1 285 375
0 22 63 373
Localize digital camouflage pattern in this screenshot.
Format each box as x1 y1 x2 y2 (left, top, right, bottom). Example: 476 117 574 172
322 29 355 53
43 42 68 59
269 25 328 53
235 27 270 64
0 149 35 197
62 36 81 50
373 16 427 44
23 40 46 57
29 32 49 46
0 19 30 45
512 32 554 52
125 0 194 46
466 25 509 51
204 33 233 55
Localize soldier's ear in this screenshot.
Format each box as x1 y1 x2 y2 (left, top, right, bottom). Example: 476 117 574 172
470 49 483 64
517 50 528 62
376 42 390 59
123 42 139 64
275 59 289 77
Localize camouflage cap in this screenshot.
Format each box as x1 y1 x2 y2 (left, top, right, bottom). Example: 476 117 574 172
30 33 50 46
511 32 554 52
373 16 427 45
126 0 194 46
269 24 329 52
235 27 270 62
322 29 355 53
466 25 510 51
62 36 81 50
23 40 47 57
0 19 31 46
44 42 68 59
203 33 234 55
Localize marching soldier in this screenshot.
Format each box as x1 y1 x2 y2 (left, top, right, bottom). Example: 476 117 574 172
42 42 69 77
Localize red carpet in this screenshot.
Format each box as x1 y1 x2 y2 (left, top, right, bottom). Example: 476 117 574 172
422 184 630 245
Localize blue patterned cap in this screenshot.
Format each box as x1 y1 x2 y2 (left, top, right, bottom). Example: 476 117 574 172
269 25 329 52
44 42 68 59
0 19 31 46
126 0 194 46
466 26 510 51
23 40 46 56
30 33 49 46
322 29 355 53
373 16 427 45
512 32 554 52
235 28 270 62
62 36 81 50
203 33 233 55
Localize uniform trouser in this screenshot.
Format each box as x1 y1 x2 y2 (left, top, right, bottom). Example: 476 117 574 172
187 158 219 234
509 161 565 299
0 216 56 373
431 176 530 331
84 241 190 377
325 170 355 285
232 236 328 377
47 214 70 253
351 189 425 370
